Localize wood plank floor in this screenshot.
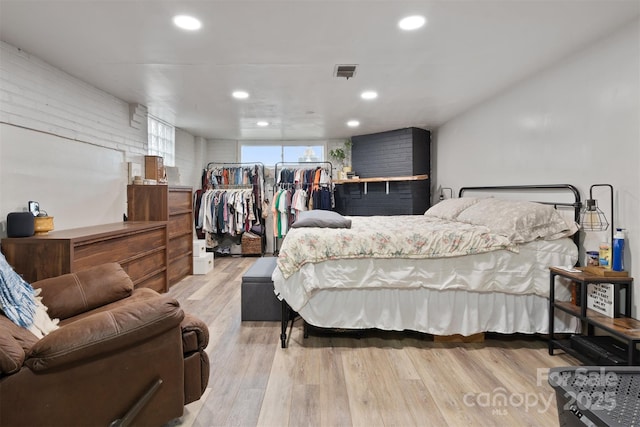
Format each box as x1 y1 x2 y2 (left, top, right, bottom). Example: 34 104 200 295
166 257 580 427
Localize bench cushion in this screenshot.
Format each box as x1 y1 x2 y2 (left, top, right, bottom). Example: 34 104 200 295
242 256 278 283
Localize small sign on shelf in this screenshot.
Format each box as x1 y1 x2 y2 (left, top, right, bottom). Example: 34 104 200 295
587 283 616 318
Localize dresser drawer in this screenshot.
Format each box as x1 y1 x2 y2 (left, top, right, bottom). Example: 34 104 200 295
168 187 192 213
168 212 192 238
169 254 192 286
168 234 192 260
121 248 167 284
73 227 167 271
139 270 168 293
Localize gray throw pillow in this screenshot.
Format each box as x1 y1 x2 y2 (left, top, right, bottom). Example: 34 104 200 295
291 210 352 229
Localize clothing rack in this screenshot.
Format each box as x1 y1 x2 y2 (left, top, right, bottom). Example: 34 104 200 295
206 161 265 171
274 161 333 188
207 162 264 170
205 161 265 190
214 184 253 190
196 162 267 256
272 161 334 255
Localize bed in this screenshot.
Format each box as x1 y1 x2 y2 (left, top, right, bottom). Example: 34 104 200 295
273 184 583 348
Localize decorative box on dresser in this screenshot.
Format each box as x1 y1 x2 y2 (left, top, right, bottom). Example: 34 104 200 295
127 185 194 287
1 222 168 292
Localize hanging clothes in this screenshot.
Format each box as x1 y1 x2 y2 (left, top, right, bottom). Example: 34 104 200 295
272 188 292 239
195 162 266 247
196 188 257 236
272 163 334 238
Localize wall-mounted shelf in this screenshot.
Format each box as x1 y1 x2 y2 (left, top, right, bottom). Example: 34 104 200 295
334 174 429 194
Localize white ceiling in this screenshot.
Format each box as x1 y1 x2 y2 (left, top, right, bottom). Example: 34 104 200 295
1 1 638 141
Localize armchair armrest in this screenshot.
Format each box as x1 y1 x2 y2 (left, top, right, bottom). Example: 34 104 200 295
180 313 210 404
0 316 39 375
25 295 183 372
181 313 209 353
0 331 25 375
33 263 134 320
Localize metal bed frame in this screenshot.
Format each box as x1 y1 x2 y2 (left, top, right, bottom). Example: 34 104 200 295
279 183 583 348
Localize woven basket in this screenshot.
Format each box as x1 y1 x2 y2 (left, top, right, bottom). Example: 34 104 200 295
241 232 262 255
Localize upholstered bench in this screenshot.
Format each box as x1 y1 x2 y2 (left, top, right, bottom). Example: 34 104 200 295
241 257 280 321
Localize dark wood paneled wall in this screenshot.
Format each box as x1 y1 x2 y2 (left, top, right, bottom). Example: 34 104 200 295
336 127 431 215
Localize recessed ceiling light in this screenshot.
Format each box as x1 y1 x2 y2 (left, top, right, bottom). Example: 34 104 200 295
398 15 426 31
257 121 269 127
347 120 360 127
361 91 378 100
173 15 202 31
232 91 249 99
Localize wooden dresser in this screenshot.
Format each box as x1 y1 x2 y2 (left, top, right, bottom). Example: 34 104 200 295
127 185 193 287
1 222 168 292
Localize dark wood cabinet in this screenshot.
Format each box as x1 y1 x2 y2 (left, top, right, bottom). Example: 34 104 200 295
1 222 168 292
127 185 193 286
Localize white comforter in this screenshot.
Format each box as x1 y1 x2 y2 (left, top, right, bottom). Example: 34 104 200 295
273 216 578 312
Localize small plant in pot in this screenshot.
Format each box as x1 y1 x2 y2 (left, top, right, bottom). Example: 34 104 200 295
329 147 346 167
329 139 352 174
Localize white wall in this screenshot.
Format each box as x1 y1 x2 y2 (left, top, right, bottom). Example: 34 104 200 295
0 124 127 231
175 128 204 189
0 42 148 159
206 139 238 165
435 20 640 315
0 41 202 235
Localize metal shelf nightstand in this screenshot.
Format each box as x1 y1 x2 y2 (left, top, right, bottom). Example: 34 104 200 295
548 266 638 365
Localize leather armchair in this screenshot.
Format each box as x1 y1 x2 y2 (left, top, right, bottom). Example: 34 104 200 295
0 263 209 427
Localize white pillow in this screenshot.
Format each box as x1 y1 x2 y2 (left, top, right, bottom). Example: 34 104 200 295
456 198 578 243
424 197 480 220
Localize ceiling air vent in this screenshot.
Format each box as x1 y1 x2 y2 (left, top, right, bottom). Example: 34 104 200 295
334 64 357 79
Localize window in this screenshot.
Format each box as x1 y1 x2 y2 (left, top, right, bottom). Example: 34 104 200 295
240 143 324 166
148 116 175 166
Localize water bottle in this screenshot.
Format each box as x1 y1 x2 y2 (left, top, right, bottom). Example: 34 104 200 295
613 228 625 271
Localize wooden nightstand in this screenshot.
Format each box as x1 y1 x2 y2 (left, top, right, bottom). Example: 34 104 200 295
548 266 638 365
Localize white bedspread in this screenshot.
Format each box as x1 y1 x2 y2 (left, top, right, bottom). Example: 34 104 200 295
276 215 517 279
273 238 578 312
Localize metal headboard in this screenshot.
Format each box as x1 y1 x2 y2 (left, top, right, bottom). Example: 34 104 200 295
458 184 582 247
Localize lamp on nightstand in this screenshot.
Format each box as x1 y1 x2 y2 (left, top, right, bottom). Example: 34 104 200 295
438 186 453 201
580 184 614 244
